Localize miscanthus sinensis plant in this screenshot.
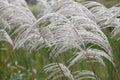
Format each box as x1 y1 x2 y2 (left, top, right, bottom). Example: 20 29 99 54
0 0 120 80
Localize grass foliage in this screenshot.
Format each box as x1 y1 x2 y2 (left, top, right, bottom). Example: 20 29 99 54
0 0 120 80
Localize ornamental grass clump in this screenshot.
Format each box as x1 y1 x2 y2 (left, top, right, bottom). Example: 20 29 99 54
0 0 120 80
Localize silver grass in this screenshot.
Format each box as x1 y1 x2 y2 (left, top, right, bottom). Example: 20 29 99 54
108 3 120 39
0 0 33 47
0 29 13 46
8 0 30 7
44 63 98 80
81 1 120 38
0 0 43 50
36 2 115 77
34 12 82 56
79 30 112 56
81 1 118 28
36 0 50 16
8 0 36 22
36 0 74 16
36 0 112 57
68 49 114 67
73 70 98 80
109 3 120 19
0 18 11 32
44 63 74 80
0 0 118 79
34 0 120 39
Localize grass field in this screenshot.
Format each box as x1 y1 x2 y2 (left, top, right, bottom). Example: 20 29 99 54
0 0 120 80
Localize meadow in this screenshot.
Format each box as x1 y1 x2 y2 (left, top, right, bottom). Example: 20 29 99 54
0 0 120 80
